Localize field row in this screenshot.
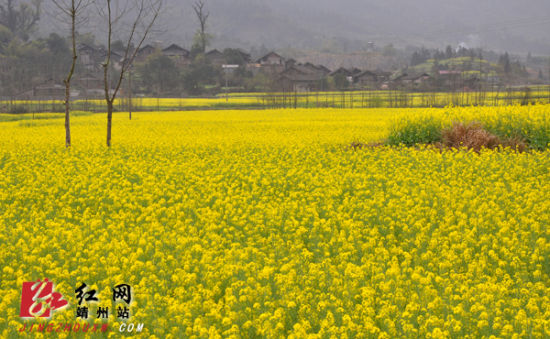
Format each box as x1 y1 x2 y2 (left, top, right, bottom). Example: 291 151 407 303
2 87 550 113
1 107 549 337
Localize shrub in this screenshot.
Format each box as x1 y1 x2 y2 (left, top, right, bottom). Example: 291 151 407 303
441 122 501 152
501 136 528 153
386 105 549 151
387 117 442 146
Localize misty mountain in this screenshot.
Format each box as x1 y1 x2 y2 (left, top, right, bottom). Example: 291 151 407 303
40 0 550 55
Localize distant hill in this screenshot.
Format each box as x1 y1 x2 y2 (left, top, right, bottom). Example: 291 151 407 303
39 0 550 55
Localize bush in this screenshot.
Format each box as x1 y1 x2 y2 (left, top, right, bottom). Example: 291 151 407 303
385 105 550 151
442 122 501 151
440 122 527 152
387 117 442 146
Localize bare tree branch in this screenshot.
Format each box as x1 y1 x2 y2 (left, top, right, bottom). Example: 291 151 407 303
192 0 209 53
51 0 91 147
100 0 162 147
0 0 42 40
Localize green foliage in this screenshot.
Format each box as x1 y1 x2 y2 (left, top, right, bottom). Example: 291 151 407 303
136 52 181 95
46 33 69 56
111 40 125 51
182 55 220 95
387 117 442 146
482 114 550 151
0 24 12 52
191 31 213 57
222 48 248 65
332 74 350 90
0 33 73 95
386 106 550 150
243 72 273 92
75 32 97 47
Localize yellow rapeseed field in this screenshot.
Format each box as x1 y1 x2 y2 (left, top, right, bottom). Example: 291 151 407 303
0 107 549 338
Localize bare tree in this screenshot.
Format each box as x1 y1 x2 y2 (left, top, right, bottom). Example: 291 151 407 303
51 0 89 147
192 0 209 54
98 0 161 147
0 0 41 40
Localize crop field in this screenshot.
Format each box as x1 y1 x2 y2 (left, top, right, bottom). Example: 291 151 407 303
1 106 549 338
2 86 550 114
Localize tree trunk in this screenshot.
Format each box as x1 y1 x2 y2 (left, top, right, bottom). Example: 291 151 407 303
64 81 71 147
107 100 113 147
57 0 78 148
102 0 160 146
129 69 132 120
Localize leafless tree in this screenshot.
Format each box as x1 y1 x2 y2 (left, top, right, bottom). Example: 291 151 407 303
51 0 90 147
98 0 162 147
0 0 41 40
192 0 209 54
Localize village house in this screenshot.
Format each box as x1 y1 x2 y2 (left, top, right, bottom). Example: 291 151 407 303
254 52 286 75
232 49 252 64
276 65 328 92
76 43 124 74
30 41 402 96
74 72 105 97
393 72 432 89
106 50 123 70
162 44 191 66
32 80 66 99
205 49 226 66
134 44 157 63
437 70 462 89
353 70 391 89
285 58 297 69
257 52 285 66
77 44 105 72
277 72 324 92
329 67 353 78
315 64 332 75
300 62 331 77
329 67 361 85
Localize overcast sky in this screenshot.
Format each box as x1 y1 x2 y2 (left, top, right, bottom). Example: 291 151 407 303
41 0 550 54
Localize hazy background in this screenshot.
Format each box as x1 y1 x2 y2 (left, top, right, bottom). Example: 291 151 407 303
39 0 550 55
